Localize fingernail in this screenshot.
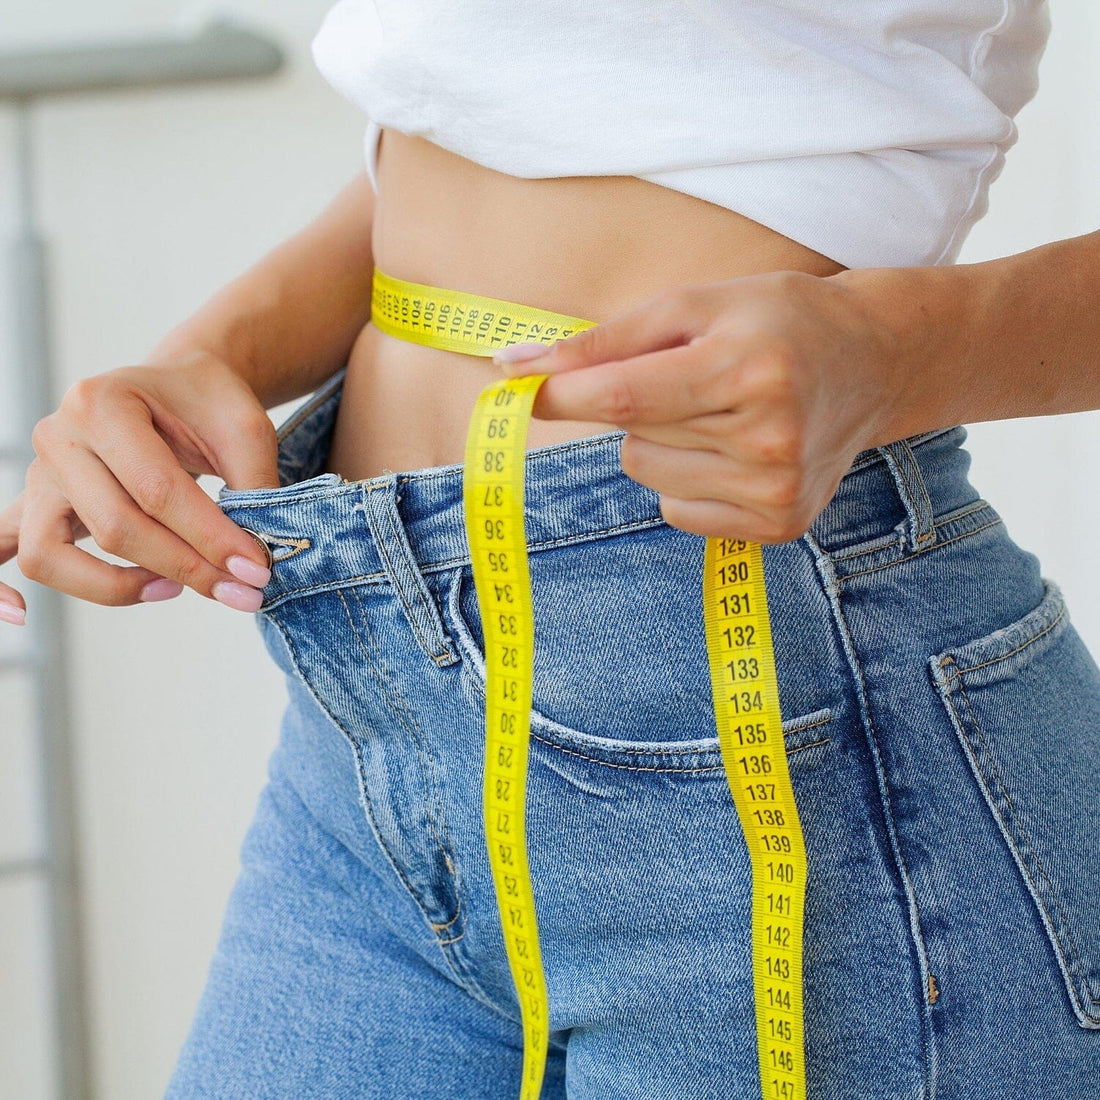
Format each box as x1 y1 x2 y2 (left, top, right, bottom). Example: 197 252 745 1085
493 341 553 365
212 580 264 613
140 578 185 603
0 600 26 626
226 554 271 588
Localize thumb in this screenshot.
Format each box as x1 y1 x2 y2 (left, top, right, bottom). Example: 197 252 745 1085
0 490 24 565
208 413 281 492
494 288 698 376
0 491 28 619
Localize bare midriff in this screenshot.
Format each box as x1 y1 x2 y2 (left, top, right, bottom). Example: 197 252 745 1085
323 128 845 482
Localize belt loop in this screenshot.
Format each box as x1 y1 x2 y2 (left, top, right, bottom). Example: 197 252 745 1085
361 475 460 667
876 438 936 552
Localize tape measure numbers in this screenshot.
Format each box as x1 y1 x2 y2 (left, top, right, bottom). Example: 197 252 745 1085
372 269 808 1100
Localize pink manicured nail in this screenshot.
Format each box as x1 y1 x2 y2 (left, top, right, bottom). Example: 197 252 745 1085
493 341 553 365
140 578 185 603
212 580 264 613
226 554 271 588
0 600 26 626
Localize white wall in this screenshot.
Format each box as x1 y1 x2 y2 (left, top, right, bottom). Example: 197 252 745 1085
0 2 1097 1097
0 4 365 1097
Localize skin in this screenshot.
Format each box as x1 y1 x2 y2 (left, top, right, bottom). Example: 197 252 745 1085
497 231 1100 543
0 128 1098 626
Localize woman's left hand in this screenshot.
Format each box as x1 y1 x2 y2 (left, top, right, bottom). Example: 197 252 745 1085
495 270 924 543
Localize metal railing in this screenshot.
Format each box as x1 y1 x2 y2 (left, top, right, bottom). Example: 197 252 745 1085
0 20 283 1097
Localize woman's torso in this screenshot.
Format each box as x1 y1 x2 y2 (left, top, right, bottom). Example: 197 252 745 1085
324 128 845 482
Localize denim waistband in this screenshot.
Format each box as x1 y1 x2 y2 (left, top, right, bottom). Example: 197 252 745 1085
217 368 977 604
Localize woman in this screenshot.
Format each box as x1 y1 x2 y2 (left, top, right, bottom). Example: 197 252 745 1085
2 1 1099 1096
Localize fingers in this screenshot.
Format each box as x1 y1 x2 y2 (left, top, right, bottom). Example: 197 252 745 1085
0 493 27 623
657 494 797 544
94 400 272 577
140 379 282 492
34 397 274 597
497 285 709 375
619 433 831 544
526 341 726 426
28 441 247 600
16 466 175 607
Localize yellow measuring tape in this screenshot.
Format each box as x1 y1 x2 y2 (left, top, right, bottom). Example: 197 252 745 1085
372 268 807 1100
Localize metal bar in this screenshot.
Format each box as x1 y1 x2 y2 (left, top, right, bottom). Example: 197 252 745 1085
1 22 285 1098
0 857 49 879
0 653 36 673
0 19 283 100
11 101 93 1100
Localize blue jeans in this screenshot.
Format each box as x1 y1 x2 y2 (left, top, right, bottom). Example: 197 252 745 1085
166 368 1100 1098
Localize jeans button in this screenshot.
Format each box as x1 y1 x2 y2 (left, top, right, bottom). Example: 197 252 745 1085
240 529 274 572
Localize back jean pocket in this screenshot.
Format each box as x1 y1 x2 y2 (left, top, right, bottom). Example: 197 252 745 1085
930 578 1100 1028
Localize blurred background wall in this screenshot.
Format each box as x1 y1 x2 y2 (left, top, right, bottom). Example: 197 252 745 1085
0 1 1096 1097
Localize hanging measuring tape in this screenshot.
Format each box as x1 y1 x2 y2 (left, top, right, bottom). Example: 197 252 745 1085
372 268 808 1100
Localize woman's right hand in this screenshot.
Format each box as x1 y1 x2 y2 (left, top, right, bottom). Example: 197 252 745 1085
0 350 283 625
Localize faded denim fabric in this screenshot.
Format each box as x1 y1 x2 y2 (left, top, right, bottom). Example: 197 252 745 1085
166 368 1100 1099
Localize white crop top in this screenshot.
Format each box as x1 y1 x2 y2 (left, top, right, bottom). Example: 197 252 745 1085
311 0 1050 269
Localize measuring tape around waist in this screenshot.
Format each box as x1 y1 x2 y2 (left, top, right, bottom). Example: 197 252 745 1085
372 268 808 1100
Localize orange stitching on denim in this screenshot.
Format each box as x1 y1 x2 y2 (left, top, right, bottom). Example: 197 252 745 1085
263 612 433 924
837 519 1003 584
339 588 468 932
523 712 833 759
369 484 453 662
938 603 1067 686
829 502 992 563
528 733 832 773
954 678 1100 1009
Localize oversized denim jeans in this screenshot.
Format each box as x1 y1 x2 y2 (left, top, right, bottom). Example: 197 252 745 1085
166 368 1100 1098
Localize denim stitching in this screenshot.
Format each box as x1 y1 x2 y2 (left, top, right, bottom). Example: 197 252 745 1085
393 431 630 480
528 732 832 773
262 612 436 931
339 588 460 869
335 589 496 1002
837 519 1003 585
443 568 725 771
411 516 669 574
830 502 992 563
895 442 935 546
240 531 312 565
378 483 456 663
256 517 670 610
953 674 1100 1011
222 485 362 509
444 564 837 770
339 588 468 935
937 604 1067 686
270 602 502 1015
387 425 960 489
533 711 835 758
806 531 940 1097
366 484 452 663
880 443 924 550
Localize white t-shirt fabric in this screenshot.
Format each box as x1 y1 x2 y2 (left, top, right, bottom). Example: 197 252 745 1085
310 0 1050 270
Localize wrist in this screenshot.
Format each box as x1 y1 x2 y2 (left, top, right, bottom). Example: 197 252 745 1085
829 261 982 446
144 281 272 402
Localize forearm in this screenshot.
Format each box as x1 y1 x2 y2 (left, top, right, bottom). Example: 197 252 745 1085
147 171 376 409
840 229 1100 445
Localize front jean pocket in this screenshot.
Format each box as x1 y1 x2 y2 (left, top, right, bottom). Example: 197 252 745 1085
930 578 1100 1028
437 530 836 769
